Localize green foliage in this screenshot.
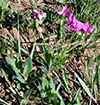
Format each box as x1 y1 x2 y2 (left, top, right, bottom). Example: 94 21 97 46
75 72 96 102
23 57 32 80
57 0 66 4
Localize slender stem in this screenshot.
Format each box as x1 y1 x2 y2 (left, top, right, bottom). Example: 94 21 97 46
17 14 21 54
14 0 21 54
30 42 36 59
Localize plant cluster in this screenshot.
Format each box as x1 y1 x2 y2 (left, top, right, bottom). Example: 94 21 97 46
0 0 100 105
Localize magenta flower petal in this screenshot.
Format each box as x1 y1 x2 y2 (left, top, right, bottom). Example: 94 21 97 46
67 12 73 22
57 6 95 34
67 17 84 31
33 9 40 14
57 6 73 22
33 9 46 21
33 9 40 18
82 21 95 34
57 6 68 15
82 21 89 32
87 25 95 35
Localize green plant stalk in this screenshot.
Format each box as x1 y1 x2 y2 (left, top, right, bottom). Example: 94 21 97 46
60 16 64 37
86 61 92 87
35 19 47 48
14 0 21 54
62 32 76 55
1 68 16 94
30 42 36 59
17 14 21 54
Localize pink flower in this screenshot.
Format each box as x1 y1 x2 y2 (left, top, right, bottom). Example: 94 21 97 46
67 18 95 34
83 21 89 31
57 6 83 31
66 12 73 22
57 6 73 22
83 21 95 35
66 16 84 31
86 25 95 35
57 6 95 34
57 6 68 15
33 9 46 21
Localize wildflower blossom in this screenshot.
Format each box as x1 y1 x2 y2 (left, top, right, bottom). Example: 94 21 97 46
66 16 84 31
82 21 89 32
57 6 68 15
57 6 73 22
65 12 73 22
33 9 46 21
57 6 95 34
83 21 95 35
86 25 95 35
57 6 83 31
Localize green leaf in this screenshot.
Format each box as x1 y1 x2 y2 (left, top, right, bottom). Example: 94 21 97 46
50 78 65 105
75 72 96 102
6 57 16 67
30 43 36 59
12 75 26 84
1 69 16 94
1 69 11 85
42 75 49 90
5 57 25 83
24 89 32 99
0 0 9 9
62 70 69 91
85 61 92 86
20 99 29 105
77 97 81 105
0 98 9 105
57 0 65 4
50 78 55 90
45 51 52 64
47 92 57 98
23 57 32 79
5 57 21 76
0 0 2 7
20 47 29 55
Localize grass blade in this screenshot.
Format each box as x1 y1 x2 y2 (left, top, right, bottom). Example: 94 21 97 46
23 56 32 80
1 68 11 85
74 72 96 103
0 98 9 105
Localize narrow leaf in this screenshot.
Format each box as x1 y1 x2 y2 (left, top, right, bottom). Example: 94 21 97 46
23 57 32 79
5 57 21 78
75 72 96 102
0 98 9 105
12 75 26 84
1 69 11 85
62 70 69 90
6 57 15 67
57 0 65 4
42 75 49 90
